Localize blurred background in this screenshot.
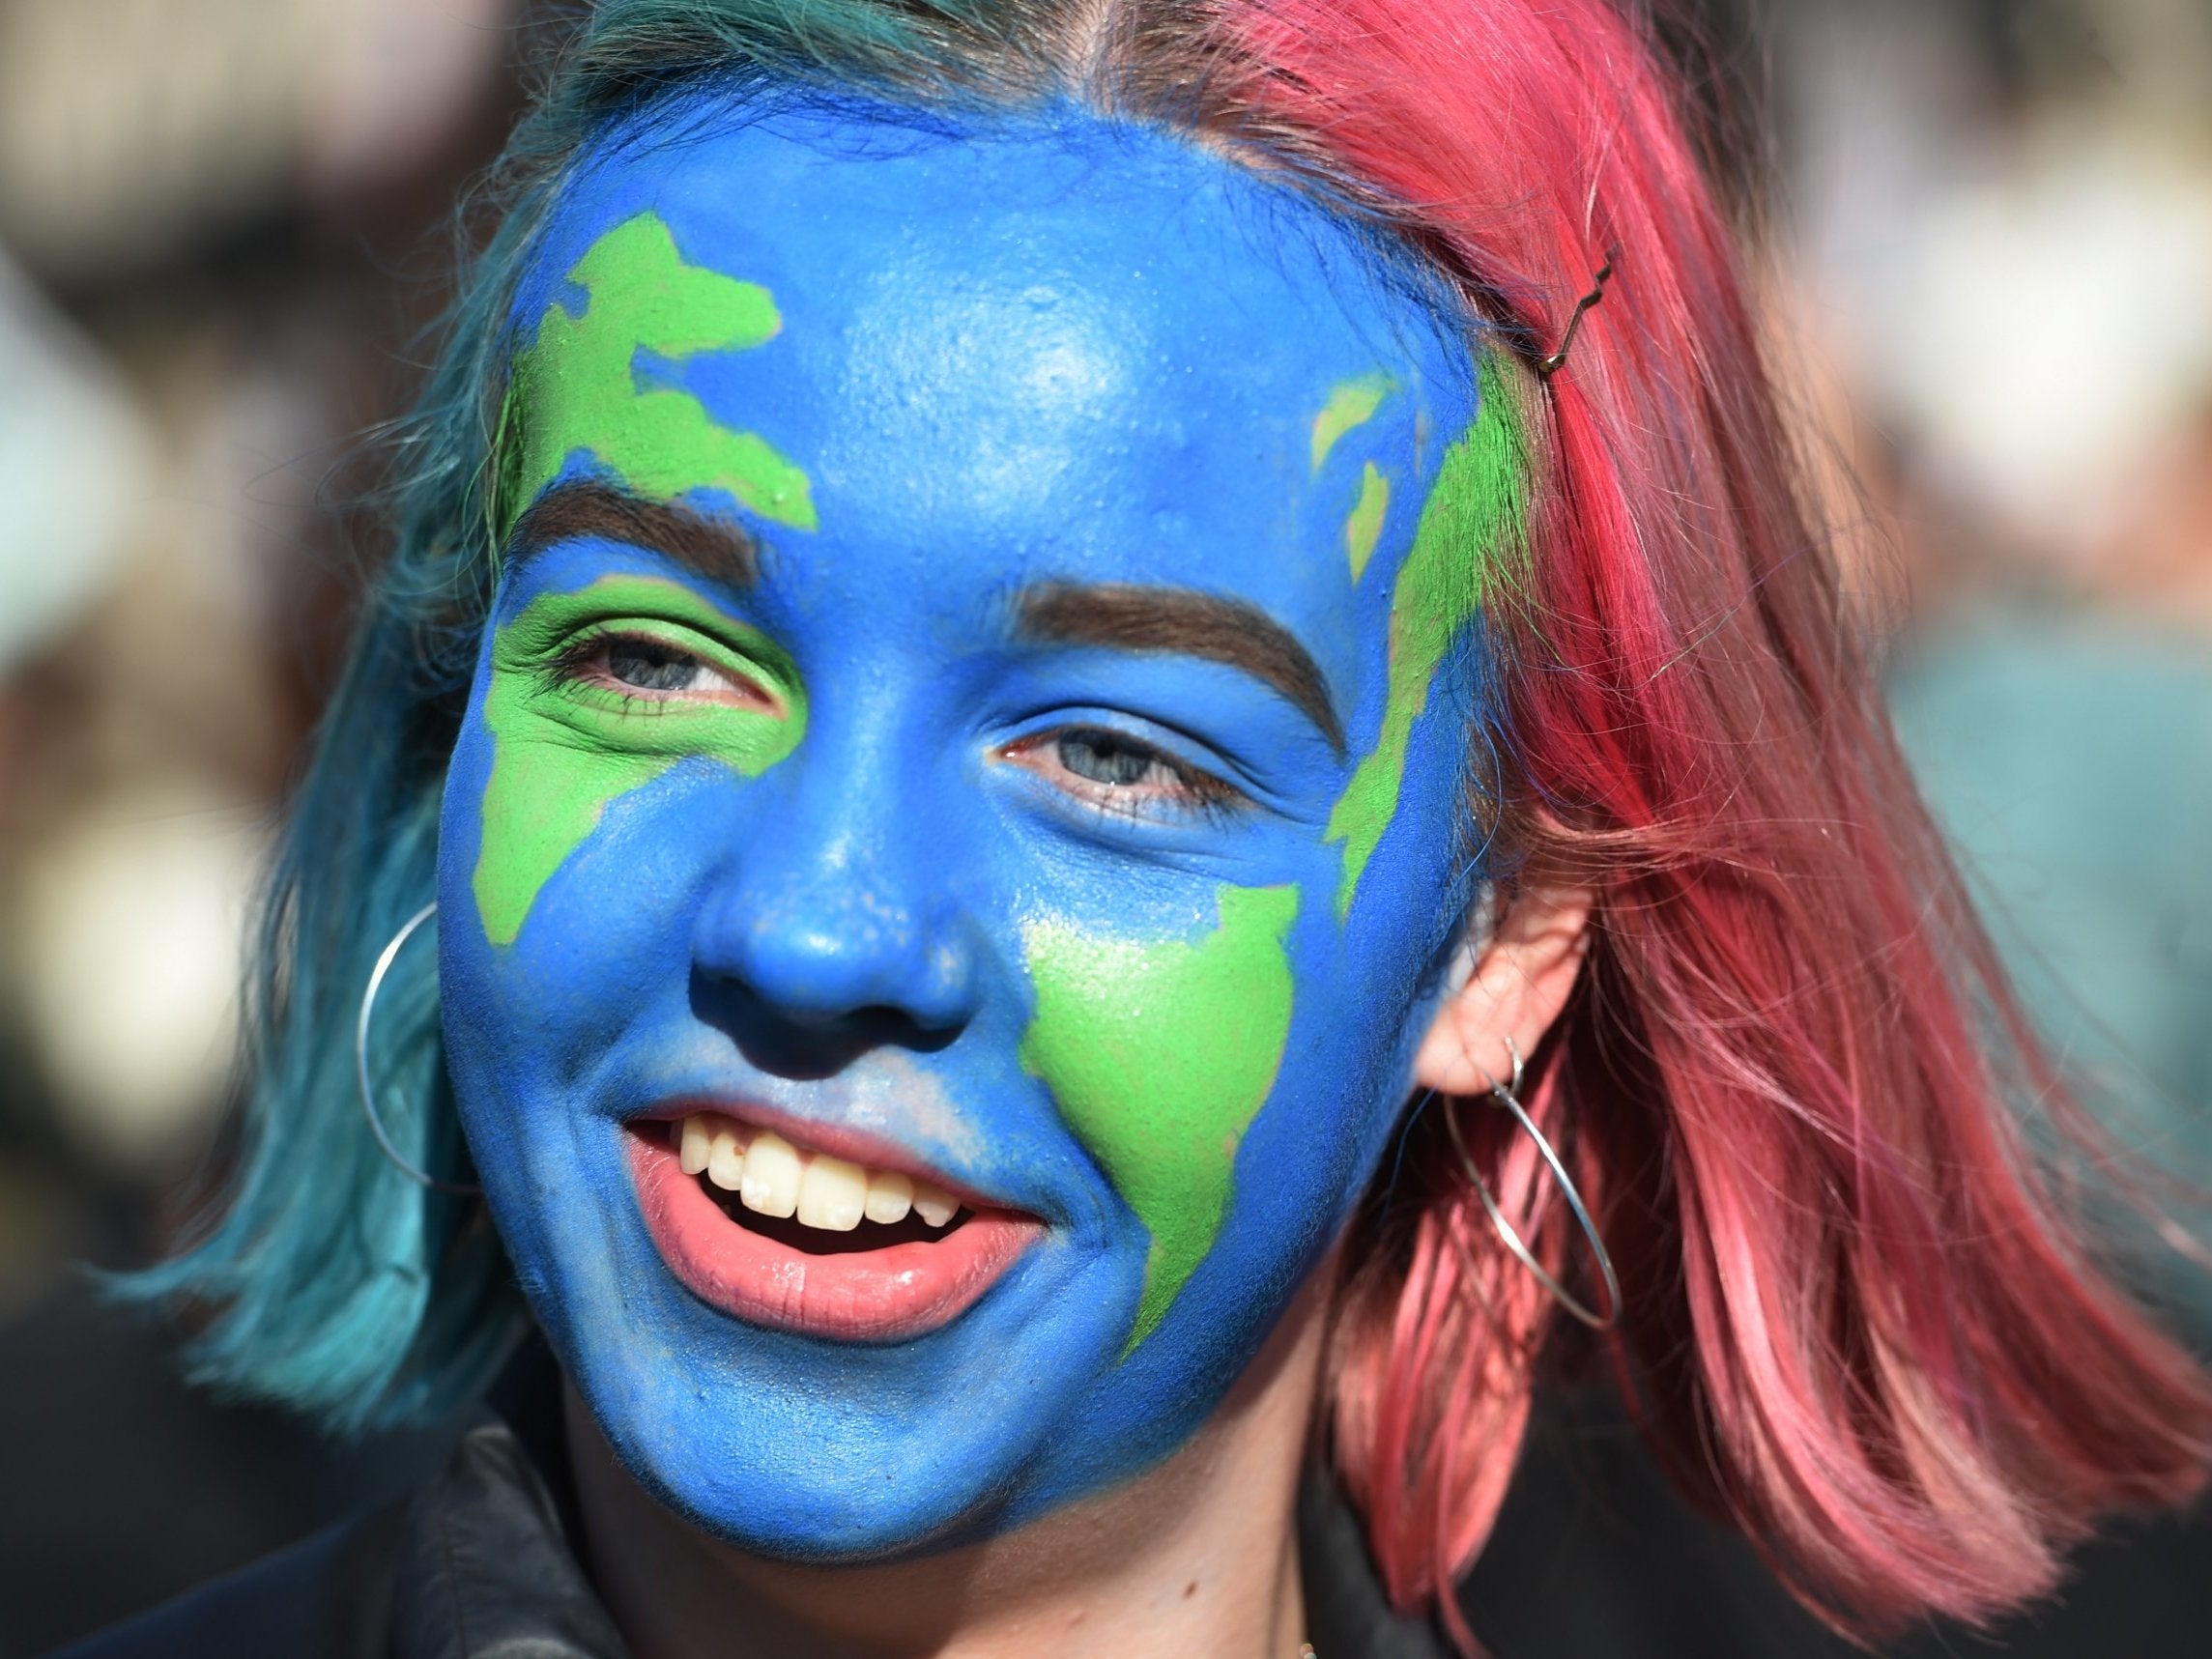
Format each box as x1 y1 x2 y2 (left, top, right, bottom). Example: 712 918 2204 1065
0 1 2205 1653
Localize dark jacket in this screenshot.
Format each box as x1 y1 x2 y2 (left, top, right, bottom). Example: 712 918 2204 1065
50 1410 1447 1659
49 1371 2212 1658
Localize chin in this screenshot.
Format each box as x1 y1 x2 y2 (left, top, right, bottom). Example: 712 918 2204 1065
496 1138 1194 1557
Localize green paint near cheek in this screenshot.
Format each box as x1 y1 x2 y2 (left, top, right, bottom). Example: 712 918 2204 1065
1310 371 1394 473
1325 357 1529 922
500 212 817 538
1344 461 1390 582
473 723 675 951
1018 884 1299 1357
471 575 807 947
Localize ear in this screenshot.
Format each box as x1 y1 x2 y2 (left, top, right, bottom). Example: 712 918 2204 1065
1413 884 1593 1095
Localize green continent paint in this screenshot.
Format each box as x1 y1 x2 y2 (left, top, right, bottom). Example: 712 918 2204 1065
1344 462 1390 582
501 211 816 536
1312 373 1394 582
1019 884 1300 1356
1309 371 1394 473
1326 357 1529 921
473 575 807 946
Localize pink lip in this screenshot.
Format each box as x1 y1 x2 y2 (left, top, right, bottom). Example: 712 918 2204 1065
627 1128 1044 1342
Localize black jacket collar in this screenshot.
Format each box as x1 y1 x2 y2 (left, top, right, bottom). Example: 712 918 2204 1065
57 1353 1447 1659
391 1406 1447 1659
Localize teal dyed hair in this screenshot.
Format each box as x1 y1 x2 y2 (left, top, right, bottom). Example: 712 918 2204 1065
114 10 2212 1654
118 0 1490 1434
116 4 1039 1432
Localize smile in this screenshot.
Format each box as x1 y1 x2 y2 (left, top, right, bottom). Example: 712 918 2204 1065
626 1109 1046 1342
675 1111 966 1232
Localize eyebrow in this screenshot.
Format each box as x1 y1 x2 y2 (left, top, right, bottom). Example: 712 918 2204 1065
504 479 758 589
1017 582 1345 755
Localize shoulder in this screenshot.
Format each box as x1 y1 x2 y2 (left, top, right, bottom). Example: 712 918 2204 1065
43 1501 407 1659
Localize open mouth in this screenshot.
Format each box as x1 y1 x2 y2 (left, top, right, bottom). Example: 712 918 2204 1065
674 1112 969 1247
626 1110 1044 1342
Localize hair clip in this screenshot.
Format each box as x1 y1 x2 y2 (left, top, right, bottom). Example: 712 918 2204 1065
1535 252 1617 378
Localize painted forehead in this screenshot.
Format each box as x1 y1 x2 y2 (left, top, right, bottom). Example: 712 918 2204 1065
499 96 1479 650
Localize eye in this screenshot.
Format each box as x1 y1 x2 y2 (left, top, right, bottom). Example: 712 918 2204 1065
608 638 714 694
559 631 773 710
1004 725 1240 819
1057 730 1165 788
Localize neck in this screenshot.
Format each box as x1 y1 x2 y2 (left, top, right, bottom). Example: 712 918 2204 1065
567 1275 1330 1659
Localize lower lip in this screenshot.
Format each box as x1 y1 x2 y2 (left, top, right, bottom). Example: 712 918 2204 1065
627 1130 1045 1342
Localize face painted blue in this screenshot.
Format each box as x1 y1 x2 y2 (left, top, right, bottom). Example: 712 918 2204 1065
436 94 1491 1556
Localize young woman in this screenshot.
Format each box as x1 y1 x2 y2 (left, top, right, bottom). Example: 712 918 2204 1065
101 2 2212 1655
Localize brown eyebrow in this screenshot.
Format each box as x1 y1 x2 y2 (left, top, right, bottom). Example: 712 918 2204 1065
504 479 758 589
1016 582 1345 755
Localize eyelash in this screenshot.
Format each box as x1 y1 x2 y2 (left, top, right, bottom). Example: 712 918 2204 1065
542 632 1244 822
545 629 772 712
1002 727 1244 824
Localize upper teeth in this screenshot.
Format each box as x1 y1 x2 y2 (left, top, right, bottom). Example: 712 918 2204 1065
674 1112 961 1232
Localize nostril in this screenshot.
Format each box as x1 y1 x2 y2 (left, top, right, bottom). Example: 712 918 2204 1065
687 976 964 1080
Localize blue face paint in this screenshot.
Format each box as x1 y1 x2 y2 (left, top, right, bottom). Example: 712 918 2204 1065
436 94 1495 1557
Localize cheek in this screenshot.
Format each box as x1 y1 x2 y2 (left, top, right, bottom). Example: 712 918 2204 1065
474 714 676 950
1017 882 1300 1354
468 608 804 952
439 687 734 1096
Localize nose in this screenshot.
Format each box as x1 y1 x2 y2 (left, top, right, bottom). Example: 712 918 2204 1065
689 742 983 1040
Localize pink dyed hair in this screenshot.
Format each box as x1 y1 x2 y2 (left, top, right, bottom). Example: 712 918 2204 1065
316 0 2211 1645
560 0 2212 1640
1196 0 2212 1645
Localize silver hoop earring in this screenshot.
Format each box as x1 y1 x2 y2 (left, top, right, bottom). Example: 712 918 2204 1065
356 901 479 1197
1444 1036 1621 1330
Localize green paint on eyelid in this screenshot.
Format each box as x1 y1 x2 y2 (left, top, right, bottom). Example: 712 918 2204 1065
1325 357 1529 922
472 574 807 947
1310 371 1394 473
1345 461 1390 582
499 211 817 539
1018 883 1299 1357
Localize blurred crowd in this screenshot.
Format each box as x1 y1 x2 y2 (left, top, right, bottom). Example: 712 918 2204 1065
0 0 2206 1652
